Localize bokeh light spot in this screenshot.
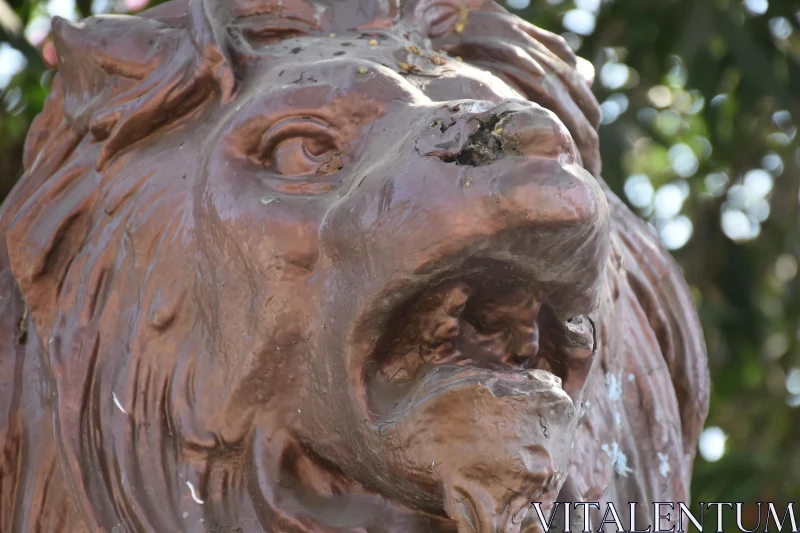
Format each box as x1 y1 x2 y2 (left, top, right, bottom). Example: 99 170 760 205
668 143 699 178
654 182 687 219
704 172 729 197
786 368 800 395
743 0 768 15
721 208 760 241
563 9 596 36
624 174 654 208
775 254 798 283
506 0 531 10
655 110 682 136
699 427 727 462
762 152 783 175
0 43 27 90
575 0 601 14
769 17 792 39
743 169 774 198
600 62 629 90
647 85 672 108
660 215 693 250
46 0 78 21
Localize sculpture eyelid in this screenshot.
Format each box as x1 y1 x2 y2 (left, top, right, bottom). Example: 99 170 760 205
255 116 340 161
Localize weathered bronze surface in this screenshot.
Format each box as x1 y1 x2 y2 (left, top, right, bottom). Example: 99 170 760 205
0 0 709 531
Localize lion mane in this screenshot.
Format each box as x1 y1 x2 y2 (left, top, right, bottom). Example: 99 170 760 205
0 0 709 531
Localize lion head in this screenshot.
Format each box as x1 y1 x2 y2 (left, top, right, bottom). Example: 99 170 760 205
0 0 709 531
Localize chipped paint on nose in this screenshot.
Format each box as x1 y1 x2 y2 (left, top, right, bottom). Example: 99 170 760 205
415 99 577 167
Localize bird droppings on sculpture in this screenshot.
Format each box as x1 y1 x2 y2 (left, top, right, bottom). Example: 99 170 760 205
0 0 709 531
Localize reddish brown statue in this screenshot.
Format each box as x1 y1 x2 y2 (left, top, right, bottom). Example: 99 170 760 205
0 0 709 531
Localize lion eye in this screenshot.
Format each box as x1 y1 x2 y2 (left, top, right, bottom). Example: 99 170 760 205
256 118 346 177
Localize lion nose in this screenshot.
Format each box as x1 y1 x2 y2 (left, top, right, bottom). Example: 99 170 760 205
321 96 608 319
414 100 578 166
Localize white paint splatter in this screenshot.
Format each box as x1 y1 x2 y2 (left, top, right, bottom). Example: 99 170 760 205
186 481 205 504
183 512 188 518
601 441 633 477
613 410 621 427
606 372 623 401
313 3 326 25
112 392 128 415
657 453 670 478
628 373 635 382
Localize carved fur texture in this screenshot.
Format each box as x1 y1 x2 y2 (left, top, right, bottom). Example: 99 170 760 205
0 1 708 531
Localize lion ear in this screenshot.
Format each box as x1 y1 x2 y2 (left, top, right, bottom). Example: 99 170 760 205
51 0 238 170
52 15 178 132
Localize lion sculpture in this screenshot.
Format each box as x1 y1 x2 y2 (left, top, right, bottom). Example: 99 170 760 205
0 0 709 531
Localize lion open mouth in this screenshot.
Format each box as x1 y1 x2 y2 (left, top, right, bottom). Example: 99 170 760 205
352 258 592 532
362 258 595 420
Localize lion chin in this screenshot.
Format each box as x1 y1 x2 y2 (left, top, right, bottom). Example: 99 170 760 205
0 0 708 532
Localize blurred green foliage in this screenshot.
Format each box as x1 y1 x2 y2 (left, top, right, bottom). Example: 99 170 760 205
1 0 799 516
520 0 800 511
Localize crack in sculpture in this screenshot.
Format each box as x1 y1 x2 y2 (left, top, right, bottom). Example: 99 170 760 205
0 0 709 531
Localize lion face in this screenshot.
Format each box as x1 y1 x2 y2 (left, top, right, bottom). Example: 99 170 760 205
0 1 707 532
192 32 608 530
